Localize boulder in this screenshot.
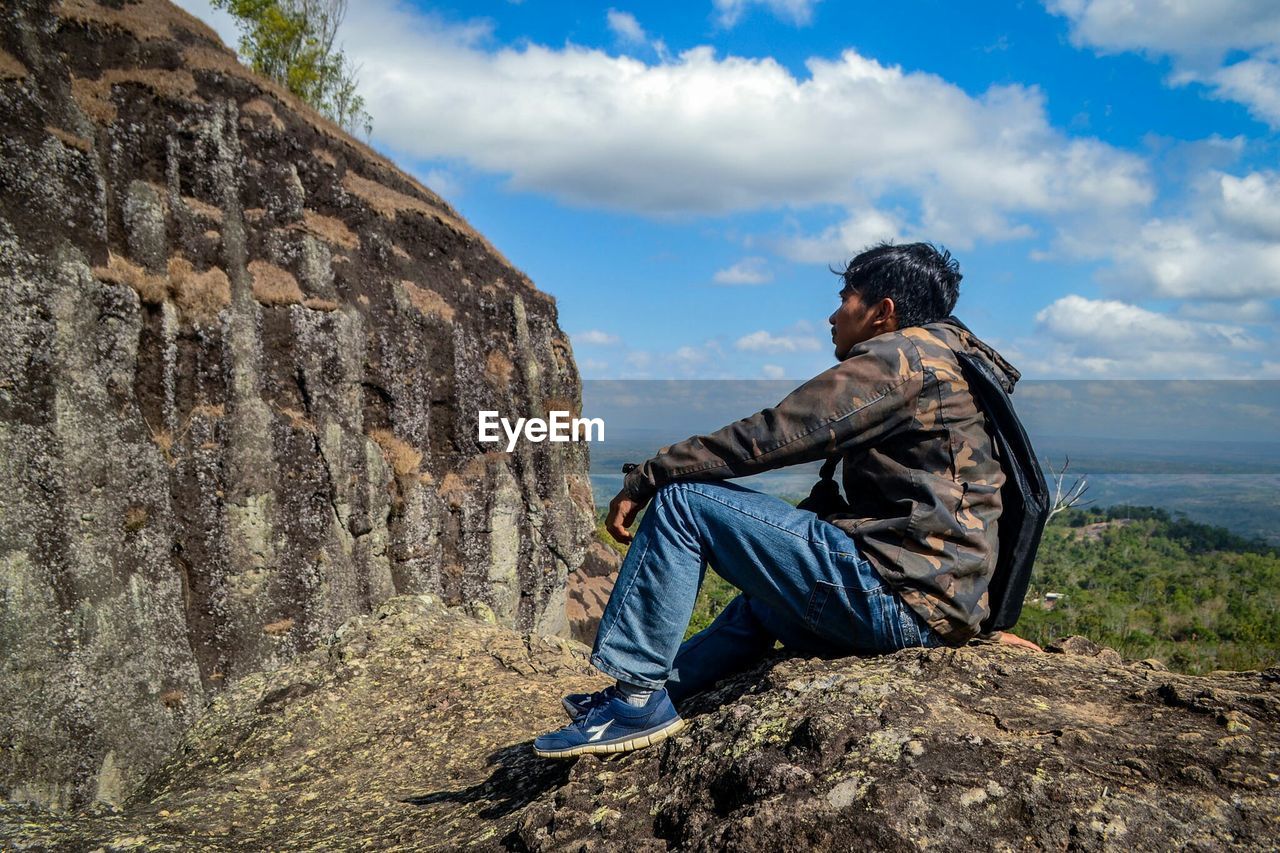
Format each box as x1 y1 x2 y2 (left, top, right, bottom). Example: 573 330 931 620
0 0 594 810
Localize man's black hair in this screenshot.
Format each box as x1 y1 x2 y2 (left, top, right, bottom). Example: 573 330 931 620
835 242 962 328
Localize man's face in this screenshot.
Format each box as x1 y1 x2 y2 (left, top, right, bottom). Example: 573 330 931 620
828 287 896 360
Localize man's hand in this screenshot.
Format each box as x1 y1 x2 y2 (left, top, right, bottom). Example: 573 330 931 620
605 490 644 545
995 630 1042 652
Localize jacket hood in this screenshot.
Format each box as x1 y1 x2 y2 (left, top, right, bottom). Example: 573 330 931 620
935 316 1021 394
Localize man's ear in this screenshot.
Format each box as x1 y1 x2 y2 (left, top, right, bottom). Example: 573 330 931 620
876 297 898 330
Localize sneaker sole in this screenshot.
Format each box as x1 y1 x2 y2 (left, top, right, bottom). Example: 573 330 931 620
534 717 687 759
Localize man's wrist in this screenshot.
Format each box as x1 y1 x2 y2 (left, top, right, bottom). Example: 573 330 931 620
620 463 655 504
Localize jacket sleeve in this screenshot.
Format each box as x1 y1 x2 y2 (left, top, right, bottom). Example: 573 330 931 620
620 333 923 503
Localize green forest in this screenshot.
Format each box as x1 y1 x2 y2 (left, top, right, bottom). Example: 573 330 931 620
595 505 1280 675
1015 506 1279 673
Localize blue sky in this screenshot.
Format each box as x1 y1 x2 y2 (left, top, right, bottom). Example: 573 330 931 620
179 0 1280 380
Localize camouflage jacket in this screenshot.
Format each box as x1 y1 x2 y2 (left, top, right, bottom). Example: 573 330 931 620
620 317 1020 645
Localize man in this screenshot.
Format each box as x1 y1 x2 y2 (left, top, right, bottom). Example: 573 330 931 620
534 242 1034 760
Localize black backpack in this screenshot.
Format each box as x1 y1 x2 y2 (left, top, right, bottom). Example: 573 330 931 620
798 334 1050 634
955 349 1050 632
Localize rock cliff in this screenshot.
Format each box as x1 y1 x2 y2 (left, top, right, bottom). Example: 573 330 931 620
2 594 1276 851
0 0 594 811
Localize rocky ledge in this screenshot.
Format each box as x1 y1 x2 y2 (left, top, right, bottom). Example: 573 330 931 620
2 595 1276 851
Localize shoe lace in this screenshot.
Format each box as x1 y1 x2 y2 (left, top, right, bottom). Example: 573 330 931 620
586 685 615 710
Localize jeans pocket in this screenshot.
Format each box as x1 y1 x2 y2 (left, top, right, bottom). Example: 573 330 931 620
803 581 837 631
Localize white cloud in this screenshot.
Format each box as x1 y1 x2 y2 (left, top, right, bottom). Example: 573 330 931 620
1177 299 1276 324
610 340 734 377
575 329 620 345
625 351 653 370
712 256 772 285
1094 170 1280 300
735 326 822 353
1110 219 1280 300
1040 168 1280 301
587 338 818 378
1024 294 1269 377
1025 167 1280 377
713 0 822 28
1199 57 1280 127
268 0 1151 251
1036 295 1261 352
1046 0 1280 127
606 9 646 45
777 206 904 263
420 168 462 200
1045 0 1280 58
1218 171 1280 240
673 345 709 367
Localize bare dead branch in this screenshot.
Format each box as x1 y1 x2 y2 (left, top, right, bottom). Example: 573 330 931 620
1046 454 1093 519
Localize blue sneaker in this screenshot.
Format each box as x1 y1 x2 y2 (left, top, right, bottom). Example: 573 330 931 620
534 688 685 759
561 686 615 721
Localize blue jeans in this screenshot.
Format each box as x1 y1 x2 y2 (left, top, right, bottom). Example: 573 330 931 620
591 481 945 700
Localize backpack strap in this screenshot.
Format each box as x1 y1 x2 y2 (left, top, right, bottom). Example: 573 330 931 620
797 453 848 516
818 453 841 482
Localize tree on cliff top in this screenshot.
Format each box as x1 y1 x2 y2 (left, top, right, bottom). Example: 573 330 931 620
213 0 373 137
